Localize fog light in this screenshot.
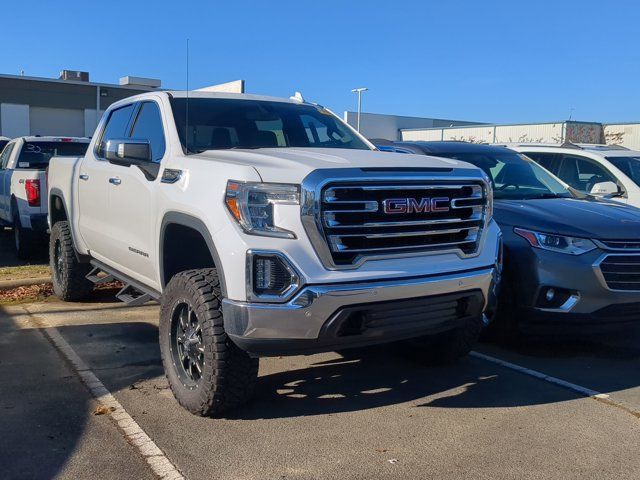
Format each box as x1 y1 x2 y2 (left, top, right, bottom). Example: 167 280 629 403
249 252 300 301
545 288 556 302
254 257 275 291
537 286 574 309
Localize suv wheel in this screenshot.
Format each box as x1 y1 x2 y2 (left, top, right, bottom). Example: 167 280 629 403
400 314 484 365
50 221 93 301
160 269 258 417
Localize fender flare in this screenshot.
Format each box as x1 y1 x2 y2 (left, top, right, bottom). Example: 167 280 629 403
49 188 90 262
49 187 70 224
159 212 227 296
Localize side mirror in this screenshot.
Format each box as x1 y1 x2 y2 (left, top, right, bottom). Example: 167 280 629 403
104 138 151 165
103 138 159 181
590 181 619 197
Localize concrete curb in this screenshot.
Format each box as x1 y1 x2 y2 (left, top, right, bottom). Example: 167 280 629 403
0 276 52 290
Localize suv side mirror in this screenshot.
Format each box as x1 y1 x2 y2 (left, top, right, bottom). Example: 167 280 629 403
590 181 619 197
104 138 151 165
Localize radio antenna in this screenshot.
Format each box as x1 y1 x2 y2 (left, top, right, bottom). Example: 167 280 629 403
185 38 190 154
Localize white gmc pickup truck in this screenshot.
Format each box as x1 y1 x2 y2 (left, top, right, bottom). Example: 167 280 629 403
48 91 501 416
0 136 89 257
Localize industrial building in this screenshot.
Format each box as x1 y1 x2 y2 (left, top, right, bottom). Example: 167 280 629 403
401 121 603 144
343 111 481 141
0 71 161 138
400 120 640 150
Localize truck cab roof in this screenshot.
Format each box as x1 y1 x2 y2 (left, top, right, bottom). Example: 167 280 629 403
108 90 313 111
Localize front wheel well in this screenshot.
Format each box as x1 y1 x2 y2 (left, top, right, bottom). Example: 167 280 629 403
161 223 217 288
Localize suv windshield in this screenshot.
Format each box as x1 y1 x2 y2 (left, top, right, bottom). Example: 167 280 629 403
17 141 89 169
606 156 640 187
437 150 573 200
170 98 371 153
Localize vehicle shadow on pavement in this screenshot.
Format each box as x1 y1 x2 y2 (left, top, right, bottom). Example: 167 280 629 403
226 346 582 420
47 316 639 421
0 311 161 480
0 227 48 267
492 334 640 360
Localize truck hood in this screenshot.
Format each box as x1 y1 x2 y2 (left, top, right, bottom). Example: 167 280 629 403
495 197 640 240
194 147 476 183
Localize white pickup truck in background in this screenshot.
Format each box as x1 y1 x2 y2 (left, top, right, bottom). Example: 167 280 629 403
0 136 89 258
47 91 501 416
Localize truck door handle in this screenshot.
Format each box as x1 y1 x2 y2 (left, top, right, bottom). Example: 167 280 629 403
79 174 89 181
108 177 121 186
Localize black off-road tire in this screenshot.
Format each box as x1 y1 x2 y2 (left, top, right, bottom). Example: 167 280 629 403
159 269 259 417
50 221 93 301
401 315 484 366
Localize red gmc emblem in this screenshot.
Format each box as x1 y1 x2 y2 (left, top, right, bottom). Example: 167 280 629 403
382 197 451 214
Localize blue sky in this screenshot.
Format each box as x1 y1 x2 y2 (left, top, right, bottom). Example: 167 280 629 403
4 0 640 123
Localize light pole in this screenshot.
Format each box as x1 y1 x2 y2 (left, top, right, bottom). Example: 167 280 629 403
351 87 368 132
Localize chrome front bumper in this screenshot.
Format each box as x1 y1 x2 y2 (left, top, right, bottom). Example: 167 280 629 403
222 266 497 356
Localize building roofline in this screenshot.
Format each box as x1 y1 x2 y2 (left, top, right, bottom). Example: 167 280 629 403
400 120 603 132
344 110 484 124
0 72 159 91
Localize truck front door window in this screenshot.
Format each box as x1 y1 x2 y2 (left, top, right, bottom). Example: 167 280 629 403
129 102 166 163
97 104 136 158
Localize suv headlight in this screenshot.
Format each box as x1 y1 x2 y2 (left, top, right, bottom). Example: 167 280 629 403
225 181 300 238
514 228 596 255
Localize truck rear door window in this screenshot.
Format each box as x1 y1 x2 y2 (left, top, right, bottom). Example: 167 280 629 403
17 142 89 169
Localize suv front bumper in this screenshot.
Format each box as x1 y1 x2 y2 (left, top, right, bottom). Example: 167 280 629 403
222 266 497 356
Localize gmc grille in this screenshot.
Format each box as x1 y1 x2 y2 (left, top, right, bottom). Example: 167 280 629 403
319 182 487 266
599 255 640 291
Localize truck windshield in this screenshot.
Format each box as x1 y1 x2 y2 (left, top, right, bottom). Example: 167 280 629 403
438 151 574 200
606 156 640 187
170 98 371 153
17 141 89 170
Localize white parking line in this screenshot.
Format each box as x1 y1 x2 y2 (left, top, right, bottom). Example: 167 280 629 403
42 326 185 480
470 351 610 399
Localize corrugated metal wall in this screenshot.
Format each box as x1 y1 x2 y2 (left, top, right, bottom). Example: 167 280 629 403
401 129 445 141
604 123 640 150
401 122 603 144
495 123 563 143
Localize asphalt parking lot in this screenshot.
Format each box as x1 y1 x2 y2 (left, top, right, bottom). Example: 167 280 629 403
2 293 640 480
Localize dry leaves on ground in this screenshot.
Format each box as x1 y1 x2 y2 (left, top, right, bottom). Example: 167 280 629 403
0 283 53 304
93 405 116 415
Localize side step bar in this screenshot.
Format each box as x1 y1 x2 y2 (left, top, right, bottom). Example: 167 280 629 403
86 260 161 306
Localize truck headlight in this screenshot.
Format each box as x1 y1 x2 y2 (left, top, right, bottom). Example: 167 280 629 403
225 181 300 238
514 228 596 255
